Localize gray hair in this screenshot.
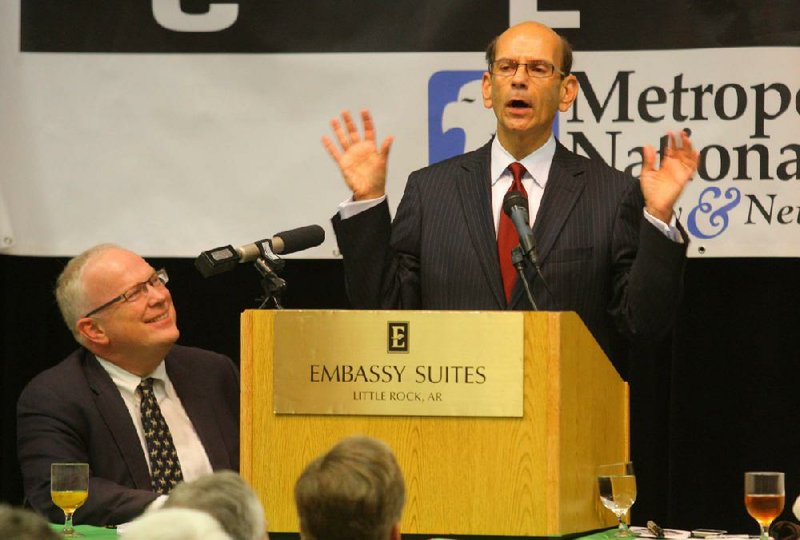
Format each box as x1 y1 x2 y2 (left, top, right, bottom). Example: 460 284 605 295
165 471 267 540
122 508 232 540
55 243 120 341
0 504 60 540
294 436 405 540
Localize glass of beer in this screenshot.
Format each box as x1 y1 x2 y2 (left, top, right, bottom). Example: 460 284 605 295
597 462 637 537
745 471 785 540
51 463 89 537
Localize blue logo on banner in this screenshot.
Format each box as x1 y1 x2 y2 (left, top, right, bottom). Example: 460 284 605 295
428 70 560 165
428 71 487 165
686 187 742 239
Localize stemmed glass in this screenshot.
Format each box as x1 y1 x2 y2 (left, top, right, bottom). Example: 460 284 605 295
51 463 89 537
597 462 637 537
744 471 785 540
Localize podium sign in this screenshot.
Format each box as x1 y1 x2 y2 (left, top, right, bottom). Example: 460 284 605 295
272 310 523 417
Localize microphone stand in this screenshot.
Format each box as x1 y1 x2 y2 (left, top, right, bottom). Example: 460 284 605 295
512 246 538 310
253 240 286 309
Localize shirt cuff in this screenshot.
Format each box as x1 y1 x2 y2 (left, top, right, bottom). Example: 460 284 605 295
643 208 683 243
338 195 387 220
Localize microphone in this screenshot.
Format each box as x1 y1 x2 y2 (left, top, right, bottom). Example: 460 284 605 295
195 225 325 278
502 191 537 266
502 192 555 309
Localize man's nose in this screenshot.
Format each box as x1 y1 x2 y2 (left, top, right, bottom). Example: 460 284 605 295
147 283 169 304
511 65 528 86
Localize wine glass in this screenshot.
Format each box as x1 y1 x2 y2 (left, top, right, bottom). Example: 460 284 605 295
51 463 89 537
744 471 785 540
597 462 637 537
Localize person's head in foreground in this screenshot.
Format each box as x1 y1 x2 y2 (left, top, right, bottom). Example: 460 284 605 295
122 507 232 540
165 470 268 540
294 435 405 540
0 504 60 540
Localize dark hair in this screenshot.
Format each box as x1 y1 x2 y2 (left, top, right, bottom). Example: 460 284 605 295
295 436 405 540
485 31 574 76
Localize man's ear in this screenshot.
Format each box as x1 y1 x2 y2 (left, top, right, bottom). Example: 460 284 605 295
390 522 401 540
558 74 579 112
76 317 109 346
482 71 493 109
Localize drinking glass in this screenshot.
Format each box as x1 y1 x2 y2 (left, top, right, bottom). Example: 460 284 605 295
597 462 637 537
51 463 89 537
744 471 785 540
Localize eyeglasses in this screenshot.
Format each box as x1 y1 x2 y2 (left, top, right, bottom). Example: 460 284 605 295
490 58 564 79
84 268 169 318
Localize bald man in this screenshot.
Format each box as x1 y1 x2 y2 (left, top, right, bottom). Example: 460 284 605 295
17 244 239 526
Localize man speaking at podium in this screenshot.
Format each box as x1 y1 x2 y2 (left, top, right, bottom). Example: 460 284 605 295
17 245 240 525
326 21 699 377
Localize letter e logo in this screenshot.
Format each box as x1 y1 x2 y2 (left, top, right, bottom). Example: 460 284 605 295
388 322 409 353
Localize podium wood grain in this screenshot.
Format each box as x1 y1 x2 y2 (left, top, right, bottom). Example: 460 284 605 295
240 310 628 536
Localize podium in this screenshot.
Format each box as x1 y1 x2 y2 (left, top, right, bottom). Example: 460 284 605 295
240 310 628 537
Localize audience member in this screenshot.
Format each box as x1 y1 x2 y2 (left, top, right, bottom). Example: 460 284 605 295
0 504 60 540
295 435 405 540
17 244 240 525
164 470 268 540
122 508 232 540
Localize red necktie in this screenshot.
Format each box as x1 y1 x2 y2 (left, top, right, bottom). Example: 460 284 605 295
497 162 529 304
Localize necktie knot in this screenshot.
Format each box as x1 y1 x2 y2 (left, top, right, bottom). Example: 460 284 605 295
508 162 528 192
137 377 155 395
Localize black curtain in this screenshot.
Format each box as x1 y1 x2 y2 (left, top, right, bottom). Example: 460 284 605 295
3 254 800 531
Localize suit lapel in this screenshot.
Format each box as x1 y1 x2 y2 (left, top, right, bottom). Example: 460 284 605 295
533 142 587 265
510 142 587 308
455 140 506 308
167 355 231 470
83 352 152 490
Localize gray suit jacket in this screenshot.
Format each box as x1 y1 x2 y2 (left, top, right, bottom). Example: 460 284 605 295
17 345 239 526
332 139 687 376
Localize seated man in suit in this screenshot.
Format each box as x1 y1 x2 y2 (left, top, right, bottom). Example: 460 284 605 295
324 21 700 377
17 244 240 526
294 436 405 540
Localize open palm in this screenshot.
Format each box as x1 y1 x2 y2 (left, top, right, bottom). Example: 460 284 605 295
323 109 394 201
640 131 699 222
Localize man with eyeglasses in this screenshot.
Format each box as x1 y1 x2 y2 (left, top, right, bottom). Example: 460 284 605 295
16 244 239 526
325 21 699 378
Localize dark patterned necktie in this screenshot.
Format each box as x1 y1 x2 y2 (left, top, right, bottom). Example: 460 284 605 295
497 162 529 304
137 377 183 494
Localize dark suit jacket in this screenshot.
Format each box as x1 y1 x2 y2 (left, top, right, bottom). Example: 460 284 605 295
332 139 687 376
16 345 240 526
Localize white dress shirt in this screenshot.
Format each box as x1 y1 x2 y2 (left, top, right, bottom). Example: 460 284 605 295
95 357 213 482
489 135 552 234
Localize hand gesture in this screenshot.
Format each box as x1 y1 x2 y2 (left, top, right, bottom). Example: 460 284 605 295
322 109 394 201
640 130 699 223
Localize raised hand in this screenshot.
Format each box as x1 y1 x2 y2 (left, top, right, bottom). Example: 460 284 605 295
640 130 700 223
322 109 394 201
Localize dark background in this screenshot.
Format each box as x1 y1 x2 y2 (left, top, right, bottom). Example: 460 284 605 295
4 0 800 534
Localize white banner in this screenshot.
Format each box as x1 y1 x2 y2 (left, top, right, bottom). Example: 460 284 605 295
1 2 797 257
565 49 800 258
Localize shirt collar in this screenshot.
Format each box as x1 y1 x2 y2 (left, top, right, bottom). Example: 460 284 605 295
95 356 168 394
490 135 556 188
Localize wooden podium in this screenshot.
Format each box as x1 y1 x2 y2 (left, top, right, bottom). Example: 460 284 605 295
240 310 628 537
